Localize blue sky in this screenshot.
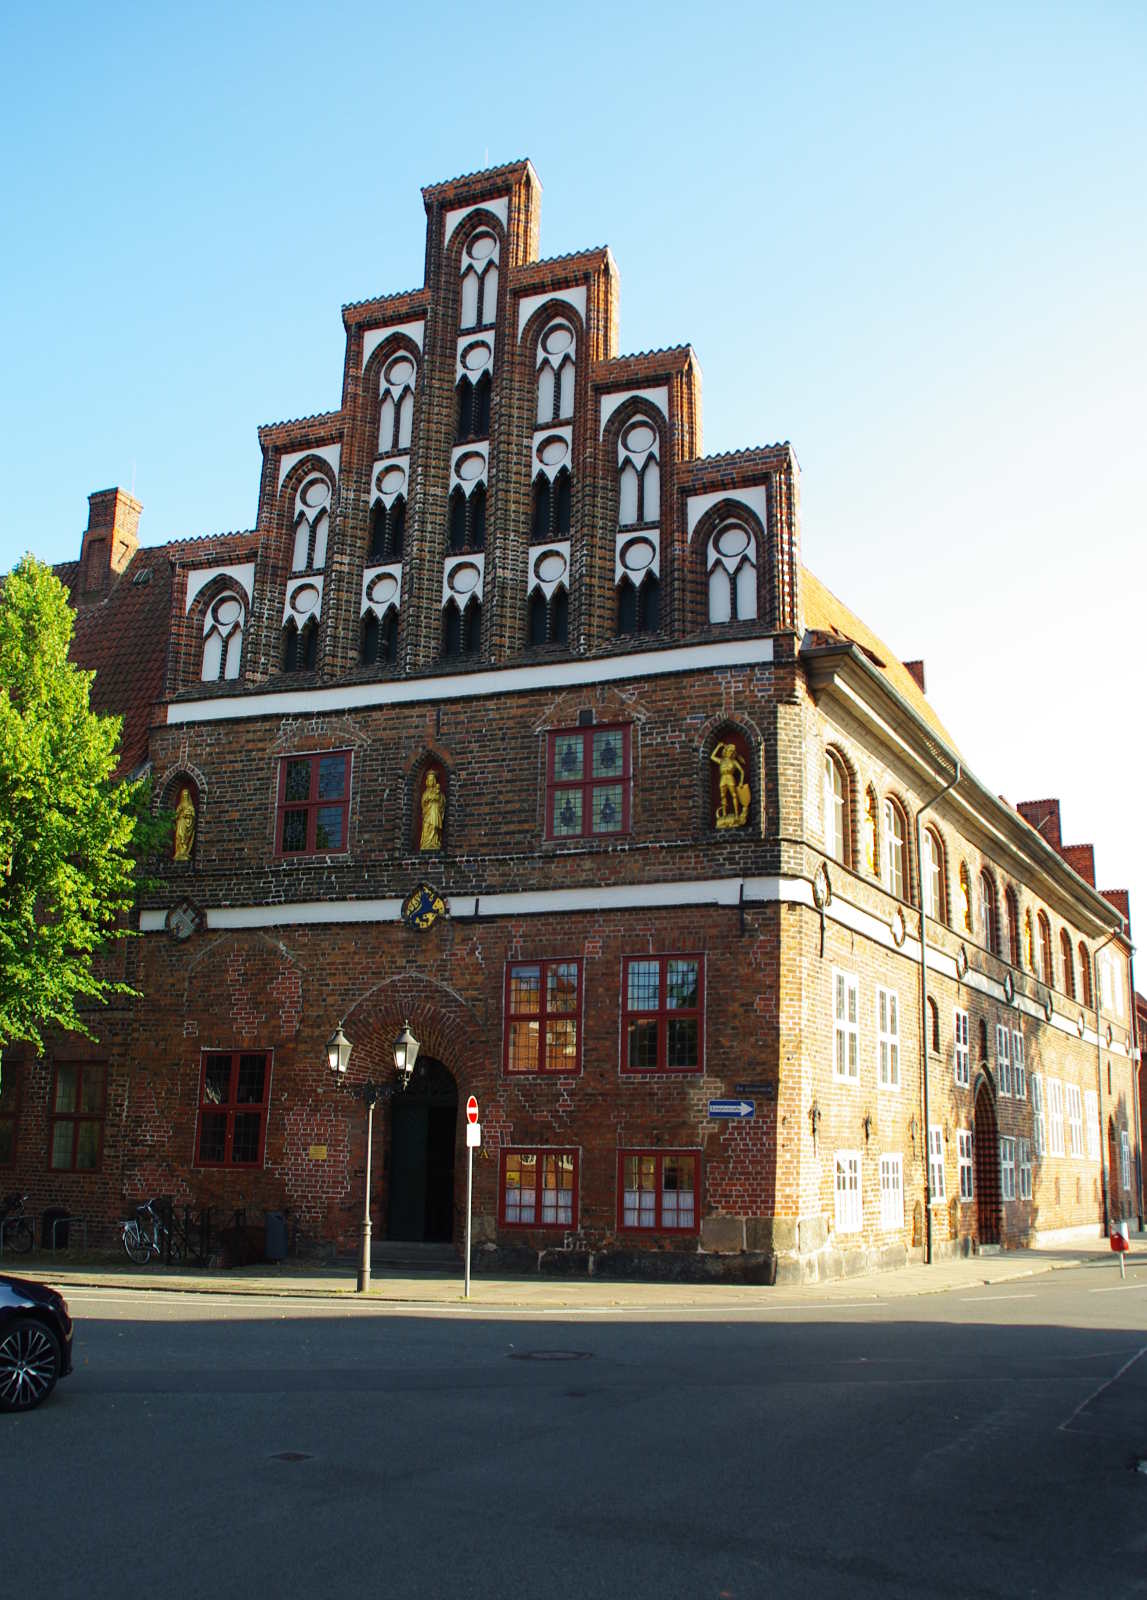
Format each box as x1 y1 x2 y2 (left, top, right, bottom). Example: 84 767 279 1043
2 1 1144 937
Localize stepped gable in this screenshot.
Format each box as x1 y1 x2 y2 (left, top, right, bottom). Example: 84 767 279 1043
801 566 957 750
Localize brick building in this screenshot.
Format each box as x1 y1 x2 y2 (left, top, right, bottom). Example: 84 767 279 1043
1 161 1139 1281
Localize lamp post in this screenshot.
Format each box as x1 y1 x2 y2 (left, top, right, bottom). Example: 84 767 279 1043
327 1019 420 1293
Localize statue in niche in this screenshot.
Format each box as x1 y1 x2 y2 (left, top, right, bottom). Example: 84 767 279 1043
419 770 445 852
864 791 878 873
960 866 972 931
173 786 197 862
710 741 750 829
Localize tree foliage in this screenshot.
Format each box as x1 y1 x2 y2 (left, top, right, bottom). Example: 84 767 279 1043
0 557 165 1053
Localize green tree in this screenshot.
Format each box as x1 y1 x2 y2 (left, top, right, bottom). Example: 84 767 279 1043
0 556 165 1055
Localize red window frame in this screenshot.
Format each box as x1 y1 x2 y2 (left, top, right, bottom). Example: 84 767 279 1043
195 1051 272 1168
503 958 582 1076
275 750 351 857
0 1066 20 1167
545 724 631 840
617 1149 701 1234
48 1062 107 1172
621 954 704 1074
498 1148 579 1229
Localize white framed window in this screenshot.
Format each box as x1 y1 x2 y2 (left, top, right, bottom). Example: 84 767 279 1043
995 1023 1012 1097
1047 1077 1065 1158
1031 1074 1046 1156
1084 1090 1100 1161
883 799 906 900
1000 1136 1016 1202
877 987 900 1089
928 1125 946 1202
834 1151 862 1233
879 1154 903 1231
953 1008 970 1087
1011 1029 1026 1099
1121 1130 1131 1191
823 752 846 863
957 1129 974 1201
833 969 859 1082
1018 1137 1033 1201
1100 955 1114 1012
1065 1083 1084 1158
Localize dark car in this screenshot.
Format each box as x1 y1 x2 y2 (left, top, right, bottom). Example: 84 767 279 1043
0 1274 73 1412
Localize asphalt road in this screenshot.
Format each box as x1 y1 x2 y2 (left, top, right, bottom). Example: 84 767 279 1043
4 1265 1146 1599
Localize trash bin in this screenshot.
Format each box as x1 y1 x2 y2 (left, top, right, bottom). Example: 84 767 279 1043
42 1208 69 1249
264 1210 288 1263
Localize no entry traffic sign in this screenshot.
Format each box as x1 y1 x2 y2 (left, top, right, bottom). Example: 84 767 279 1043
466 1095 479 1125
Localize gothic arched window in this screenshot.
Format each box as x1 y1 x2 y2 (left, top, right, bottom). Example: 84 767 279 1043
707 522 758 623
201 592 245 682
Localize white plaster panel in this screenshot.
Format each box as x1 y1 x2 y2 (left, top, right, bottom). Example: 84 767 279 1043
277 443 341 493
451 442 489 489
456 331 495 382
528 541 571 600
369 457 409 506
686 484 770 537
444 196 509 246
184 562 255 614
517 286 588 339
442 553 485 607
361 563 402 618
615 528 661 585
361 319 426 371
166 636 776 725
599 386 669 436
282 574 324 625
532 425 573 480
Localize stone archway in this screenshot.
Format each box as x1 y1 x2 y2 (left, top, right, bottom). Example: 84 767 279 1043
974 1079 1001 1247
386 1056 458 1243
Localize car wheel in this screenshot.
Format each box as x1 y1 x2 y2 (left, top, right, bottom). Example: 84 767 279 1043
0 1319 62 1412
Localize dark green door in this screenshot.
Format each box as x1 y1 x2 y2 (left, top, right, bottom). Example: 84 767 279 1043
386 1057 457 1242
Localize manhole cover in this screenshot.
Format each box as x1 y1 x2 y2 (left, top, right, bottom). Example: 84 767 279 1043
509 1350 592 1362
270 1451 313 1462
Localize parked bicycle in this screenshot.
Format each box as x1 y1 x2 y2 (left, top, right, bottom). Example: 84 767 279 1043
121 1199 182 1265
0 1194 33 1254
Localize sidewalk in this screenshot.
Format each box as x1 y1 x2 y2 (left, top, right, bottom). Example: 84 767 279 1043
22 1233 1145 1312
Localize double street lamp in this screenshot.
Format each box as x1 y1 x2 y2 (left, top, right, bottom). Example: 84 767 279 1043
326 1019 420 1292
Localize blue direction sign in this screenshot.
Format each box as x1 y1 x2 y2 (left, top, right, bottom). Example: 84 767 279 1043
708 1099 755 1120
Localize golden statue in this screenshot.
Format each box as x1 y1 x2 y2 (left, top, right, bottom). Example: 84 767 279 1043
864 791 877 873
710 742 750 829
419 771 445 851
960 864 972 932
173 786 196 861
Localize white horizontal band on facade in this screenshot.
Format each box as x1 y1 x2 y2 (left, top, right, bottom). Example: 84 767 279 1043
166 636 775 726
139 869 1128 1059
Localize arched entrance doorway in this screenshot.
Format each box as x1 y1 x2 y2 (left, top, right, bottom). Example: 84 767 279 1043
973 1078 1001 1246
386 1056 457 1242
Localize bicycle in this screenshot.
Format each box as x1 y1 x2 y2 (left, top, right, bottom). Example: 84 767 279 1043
121 1199 183 1265
0 1194 33 1254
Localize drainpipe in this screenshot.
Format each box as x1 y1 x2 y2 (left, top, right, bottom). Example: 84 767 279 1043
916 762 961 1266
1092 923 1124 1235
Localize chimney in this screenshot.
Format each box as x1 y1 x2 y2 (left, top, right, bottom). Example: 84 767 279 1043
1101 889 1130 934
79 488 141 595
1017 798 1062 849
1061 844 1095 886
902 659 926 693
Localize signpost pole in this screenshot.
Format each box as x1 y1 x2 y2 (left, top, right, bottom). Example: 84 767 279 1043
465 1139 473 1300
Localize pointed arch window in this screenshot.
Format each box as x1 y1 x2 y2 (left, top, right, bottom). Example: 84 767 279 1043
531 469 571 542
922 828 945 923
281 617 318 673
456 373 491 442
978 870 998 955
617 417 660 528
448 485 485 553
527 585 568 648
442 598 481 658
1004 887 1021 966
617 574 660 636
360 609 397 667
459 228 499 332
1078 942 1093 1008
536 319 576 424
882 798 907 901
201 592 246 682
1036 911 1054 986
377 350 417 454
291 475 332 573
369 498 405 563
1060 929 1075 999
823 750 849 865
707 522 758 623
